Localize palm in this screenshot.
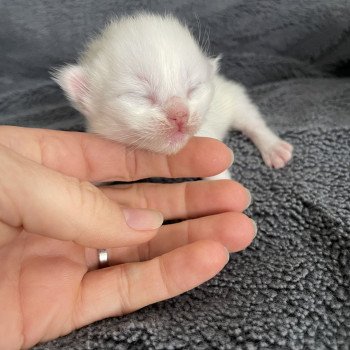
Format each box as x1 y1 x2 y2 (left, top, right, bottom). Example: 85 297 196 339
3 230 87 345
0 128 254 348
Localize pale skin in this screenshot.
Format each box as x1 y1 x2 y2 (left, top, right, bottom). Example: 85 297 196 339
0 126 255 349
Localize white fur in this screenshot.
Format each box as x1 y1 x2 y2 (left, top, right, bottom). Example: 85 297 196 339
54 13 293 179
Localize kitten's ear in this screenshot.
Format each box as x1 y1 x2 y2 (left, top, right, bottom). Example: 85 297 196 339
209 55 222 76
52 65 89 109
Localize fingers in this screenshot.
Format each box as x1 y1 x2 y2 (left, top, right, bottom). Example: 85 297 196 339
148 212 256 257
75 240 228 327
0 126 233 182
103 212 256 265
0 145 163 248
101 180 251 220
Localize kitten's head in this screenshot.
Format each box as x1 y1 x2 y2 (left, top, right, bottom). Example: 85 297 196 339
54 13 219 154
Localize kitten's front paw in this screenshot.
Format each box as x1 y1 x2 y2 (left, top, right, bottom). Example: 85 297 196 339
261 139 293 169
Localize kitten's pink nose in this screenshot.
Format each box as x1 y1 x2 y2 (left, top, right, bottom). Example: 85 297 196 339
165 97 189 131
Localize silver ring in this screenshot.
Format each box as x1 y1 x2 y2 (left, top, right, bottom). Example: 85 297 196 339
97 249 109 268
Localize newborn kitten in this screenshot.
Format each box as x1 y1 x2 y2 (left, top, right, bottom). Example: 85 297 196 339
54 13 293 179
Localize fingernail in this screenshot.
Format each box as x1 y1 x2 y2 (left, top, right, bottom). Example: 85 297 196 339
251 219 258 238
123 208 163 230
228 148 234 166
226 248 231 262
245 188 252 208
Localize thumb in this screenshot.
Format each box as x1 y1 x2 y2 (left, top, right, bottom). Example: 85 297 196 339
0 145 163 248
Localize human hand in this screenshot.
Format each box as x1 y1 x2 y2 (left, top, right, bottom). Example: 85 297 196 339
0 126 255 349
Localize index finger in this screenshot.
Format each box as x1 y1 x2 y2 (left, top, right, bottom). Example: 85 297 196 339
0 126 233 181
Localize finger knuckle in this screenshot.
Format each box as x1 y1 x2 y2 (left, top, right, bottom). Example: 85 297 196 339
116 264 133 315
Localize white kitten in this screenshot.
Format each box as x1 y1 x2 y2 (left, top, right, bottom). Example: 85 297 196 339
54 13 293 179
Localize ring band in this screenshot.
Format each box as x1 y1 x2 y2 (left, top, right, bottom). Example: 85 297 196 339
98 249 109 268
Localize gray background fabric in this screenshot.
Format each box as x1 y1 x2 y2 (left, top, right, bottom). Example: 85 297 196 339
0 0 349 349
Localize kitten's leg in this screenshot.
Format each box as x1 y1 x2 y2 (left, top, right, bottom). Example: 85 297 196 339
229 88 293 168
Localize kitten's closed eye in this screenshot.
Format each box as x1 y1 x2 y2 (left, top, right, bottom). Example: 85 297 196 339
187 83 204 98
118 91 157 105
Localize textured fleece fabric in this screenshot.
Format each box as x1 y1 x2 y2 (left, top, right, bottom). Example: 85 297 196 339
0 1 349 349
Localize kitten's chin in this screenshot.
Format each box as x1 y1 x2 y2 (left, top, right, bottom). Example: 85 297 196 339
125 123 200 155
162 124 201 154
165 132 191 154
140 132 191 155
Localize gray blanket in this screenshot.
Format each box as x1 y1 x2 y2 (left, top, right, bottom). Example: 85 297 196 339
1 1 350 349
